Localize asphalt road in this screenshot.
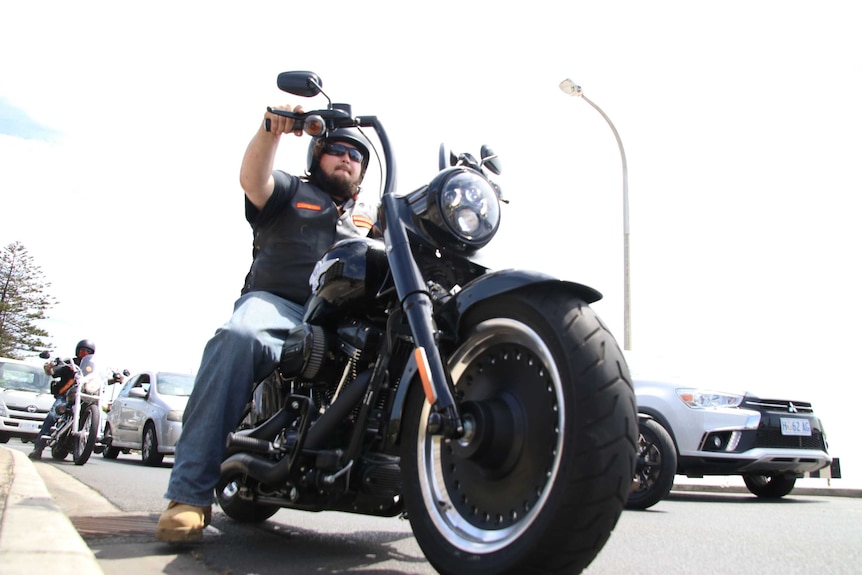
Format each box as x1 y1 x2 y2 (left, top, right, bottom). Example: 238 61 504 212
8 439 862 574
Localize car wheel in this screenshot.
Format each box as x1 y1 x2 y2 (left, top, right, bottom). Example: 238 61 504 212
0 432 9 443
102 425 120 459
627 417 677 510
743 473 797 498
142 423 164 466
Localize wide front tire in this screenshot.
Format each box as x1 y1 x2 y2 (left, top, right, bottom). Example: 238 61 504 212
73 404 100 465
743 473 797 498
626 418 677 510
401 288 637 575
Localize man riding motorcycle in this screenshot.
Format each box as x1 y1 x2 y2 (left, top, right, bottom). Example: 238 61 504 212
28 339 99 461
156 104 377 542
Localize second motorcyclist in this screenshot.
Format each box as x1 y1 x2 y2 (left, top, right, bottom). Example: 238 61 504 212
28 339 98 461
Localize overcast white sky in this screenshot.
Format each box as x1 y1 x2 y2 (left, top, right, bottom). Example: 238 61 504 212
2 1 859 482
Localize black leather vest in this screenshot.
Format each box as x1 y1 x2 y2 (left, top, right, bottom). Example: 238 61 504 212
242 173 345 305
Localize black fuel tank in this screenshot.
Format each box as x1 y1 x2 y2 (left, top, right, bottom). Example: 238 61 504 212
304 237 389 323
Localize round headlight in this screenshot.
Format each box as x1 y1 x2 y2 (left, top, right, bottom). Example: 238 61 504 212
435 170 500 247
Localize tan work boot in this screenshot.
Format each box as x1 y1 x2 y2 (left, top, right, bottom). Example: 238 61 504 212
155 501 212 542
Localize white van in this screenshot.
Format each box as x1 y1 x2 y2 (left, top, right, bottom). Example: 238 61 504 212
0 357 54 443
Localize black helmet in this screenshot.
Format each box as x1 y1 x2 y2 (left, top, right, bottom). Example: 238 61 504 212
306 127 372 179
75 339 96 355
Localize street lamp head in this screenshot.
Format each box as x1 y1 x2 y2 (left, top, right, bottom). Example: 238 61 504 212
559 79 583 97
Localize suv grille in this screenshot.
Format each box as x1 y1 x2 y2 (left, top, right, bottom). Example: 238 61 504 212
743 398 813 413
742 395 827 452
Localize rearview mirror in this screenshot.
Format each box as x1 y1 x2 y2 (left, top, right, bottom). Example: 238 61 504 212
438 143 456 170
277 71 323 98
481 145 502 176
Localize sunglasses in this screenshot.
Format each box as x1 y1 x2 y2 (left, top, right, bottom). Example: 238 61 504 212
323 143 364 164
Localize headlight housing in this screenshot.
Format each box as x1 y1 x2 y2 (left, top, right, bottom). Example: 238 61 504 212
0 400 8 417
82 379 102 395
419 168 501 252
676 388 744 409
167 410 184 422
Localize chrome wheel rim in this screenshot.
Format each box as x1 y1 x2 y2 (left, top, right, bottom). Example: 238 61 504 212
415 318 564 553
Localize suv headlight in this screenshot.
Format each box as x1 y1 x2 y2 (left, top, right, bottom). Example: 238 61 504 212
676 388 743 409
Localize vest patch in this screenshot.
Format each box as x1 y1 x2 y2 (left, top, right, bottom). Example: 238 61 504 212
296 202 322 211
353 215 374 230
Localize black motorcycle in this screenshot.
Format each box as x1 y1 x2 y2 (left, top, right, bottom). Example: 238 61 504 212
37 350 101 465
216 71 638 575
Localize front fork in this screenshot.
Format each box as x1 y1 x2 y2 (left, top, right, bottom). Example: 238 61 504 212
382 195 463 438
69 385 99 439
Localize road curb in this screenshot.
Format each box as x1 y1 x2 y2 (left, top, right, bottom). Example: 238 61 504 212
0 446 104 575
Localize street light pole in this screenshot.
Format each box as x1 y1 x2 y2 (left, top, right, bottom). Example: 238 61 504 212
559 79 631 350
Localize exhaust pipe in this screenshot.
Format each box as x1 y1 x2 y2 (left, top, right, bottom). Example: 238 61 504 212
220 370 372 486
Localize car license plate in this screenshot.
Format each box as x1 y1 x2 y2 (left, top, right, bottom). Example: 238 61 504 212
21 421 40 431
780 418 811 436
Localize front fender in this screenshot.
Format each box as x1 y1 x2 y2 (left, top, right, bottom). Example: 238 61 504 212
384 269 602 449
438 269 602 334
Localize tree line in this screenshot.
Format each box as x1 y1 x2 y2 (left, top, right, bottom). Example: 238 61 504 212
0 241 56 359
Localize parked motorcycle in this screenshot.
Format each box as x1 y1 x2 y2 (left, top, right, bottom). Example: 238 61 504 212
627 414 677 509
37 350 102 465
96 368 130 454
216 71 638 574
102 368 130 413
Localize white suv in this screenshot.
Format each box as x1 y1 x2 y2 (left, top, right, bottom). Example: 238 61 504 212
0 357 54 443
627 352 836 499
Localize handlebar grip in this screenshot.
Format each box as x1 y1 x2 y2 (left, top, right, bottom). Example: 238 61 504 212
265 106 306 134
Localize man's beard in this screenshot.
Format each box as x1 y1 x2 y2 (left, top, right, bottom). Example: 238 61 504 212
314 167 360 201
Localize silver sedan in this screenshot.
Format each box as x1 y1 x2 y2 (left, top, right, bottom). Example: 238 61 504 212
103 371 195 465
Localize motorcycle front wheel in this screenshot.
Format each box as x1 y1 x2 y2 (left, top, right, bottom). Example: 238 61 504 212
401 288 637 575
73 404 100 465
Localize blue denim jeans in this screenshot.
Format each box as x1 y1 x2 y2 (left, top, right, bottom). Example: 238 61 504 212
164 291 305 507
33 396 68 452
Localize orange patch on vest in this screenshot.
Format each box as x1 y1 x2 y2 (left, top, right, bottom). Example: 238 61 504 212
352 215 374 229
296 202 322 211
